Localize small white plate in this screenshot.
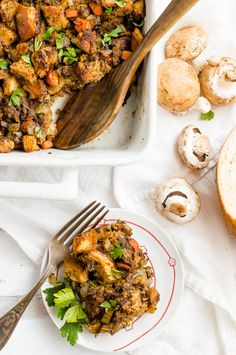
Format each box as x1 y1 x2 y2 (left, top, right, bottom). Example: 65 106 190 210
41 208 184 352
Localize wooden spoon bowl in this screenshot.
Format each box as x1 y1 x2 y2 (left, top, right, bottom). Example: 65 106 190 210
54 0 199 150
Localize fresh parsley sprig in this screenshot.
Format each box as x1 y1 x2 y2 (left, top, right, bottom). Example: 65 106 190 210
200 111 215 121
100 299 117 310
105 7 113 15
55 33 64 49
9 89 24 107
0 58 8 70
60 322 83 346
21 54 32 67
59 47 81 64
42 27 55 40
34 37 42 51
110 239 124 259
43 283 64 306
101 25 124 46
54 287 76 308
43 281 87 346
132 19 145 27
114 0 125 6
64 304 86 323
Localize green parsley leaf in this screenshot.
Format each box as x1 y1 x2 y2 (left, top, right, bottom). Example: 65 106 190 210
110 239 124 259
105 7 113 15
58 48 64 58
60 322 83 346
54 287 76 308
100 299 117 310
9 89 24 107
132 19 145 27
56 33 64 49
43 284 64 307
109 300 117 308
42 27 54 40
200 110 215 121
21 54 32 67
65 304 86 323
34 37 42 51
111 268 124 279
60 47 81 64
63 277 72 288
114 0 125 6
101 25 123 46
57 307 69 320
0 59 8 70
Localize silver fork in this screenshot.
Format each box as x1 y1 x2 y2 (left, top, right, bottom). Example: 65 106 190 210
0 201 108 350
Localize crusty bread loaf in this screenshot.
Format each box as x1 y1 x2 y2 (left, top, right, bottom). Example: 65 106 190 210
217 127 236 237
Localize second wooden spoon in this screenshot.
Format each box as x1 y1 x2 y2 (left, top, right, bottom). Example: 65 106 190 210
54 0 199 150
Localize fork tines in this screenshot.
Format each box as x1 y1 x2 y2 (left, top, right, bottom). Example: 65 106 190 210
54 201 109 244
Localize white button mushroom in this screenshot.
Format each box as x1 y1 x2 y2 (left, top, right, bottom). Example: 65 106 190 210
177 125 211 169
154 177 200 224
199 57 236 105
165 24 208 62
158 58 200 114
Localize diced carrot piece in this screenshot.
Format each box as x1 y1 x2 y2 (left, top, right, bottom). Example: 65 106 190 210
121 50 133 60
75 18 93 33
42 140 53 149
89 2 103 16
129 239 139 252
45 70 59 87
65 8 78 18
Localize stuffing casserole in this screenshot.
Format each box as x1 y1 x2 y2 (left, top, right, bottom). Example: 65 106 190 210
0 0 145 153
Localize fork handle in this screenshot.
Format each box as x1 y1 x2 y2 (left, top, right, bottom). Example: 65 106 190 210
0 263 53 351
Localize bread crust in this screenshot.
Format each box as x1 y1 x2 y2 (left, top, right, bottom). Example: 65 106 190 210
217 127 236 238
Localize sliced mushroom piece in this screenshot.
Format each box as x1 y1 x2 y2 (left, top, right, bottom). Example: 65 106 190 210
154 177 200 224
158 58 200 114
165 24 208 62
178 125 211 169
199 57 236 105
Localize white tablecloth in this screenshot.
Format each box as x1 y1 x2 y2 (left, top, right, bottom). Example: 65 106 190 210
0 1 236 354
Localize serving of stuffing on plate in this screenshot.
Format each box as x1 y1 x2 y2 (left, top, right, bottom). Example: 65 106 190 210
43 221 159 345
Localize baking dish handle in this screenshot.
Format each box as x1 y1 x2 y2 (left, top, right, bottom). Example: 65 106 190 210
0 168 79 200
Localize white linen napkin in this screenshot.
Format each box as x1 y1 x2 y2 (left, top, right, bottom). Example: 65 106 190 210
0 0 236 354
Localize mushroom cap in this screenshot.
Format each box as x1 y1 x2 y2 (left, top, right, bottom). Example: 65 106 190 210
165 24 208 62
154 177 200 224
158 58 200 113
178 125 211 169
199 57 236 105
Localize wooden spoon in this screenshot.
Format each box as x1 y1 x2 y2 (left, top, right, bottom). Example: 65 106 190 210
54 0 199 150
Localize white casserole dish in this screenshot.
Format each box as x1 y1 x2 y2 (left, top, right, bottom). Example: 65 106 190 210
0 0 158 200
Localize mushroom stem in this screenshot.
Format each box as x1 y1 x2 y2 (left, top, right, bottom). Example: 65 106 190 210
192 53 208 74
191 96 212 113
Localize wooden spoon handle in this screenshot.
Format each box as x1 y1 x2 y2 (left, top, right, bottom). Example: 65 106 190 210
130 0 199 68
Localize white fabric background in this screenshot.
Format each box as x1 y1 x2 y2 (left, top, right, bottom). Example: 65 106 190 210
0 0 236 354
